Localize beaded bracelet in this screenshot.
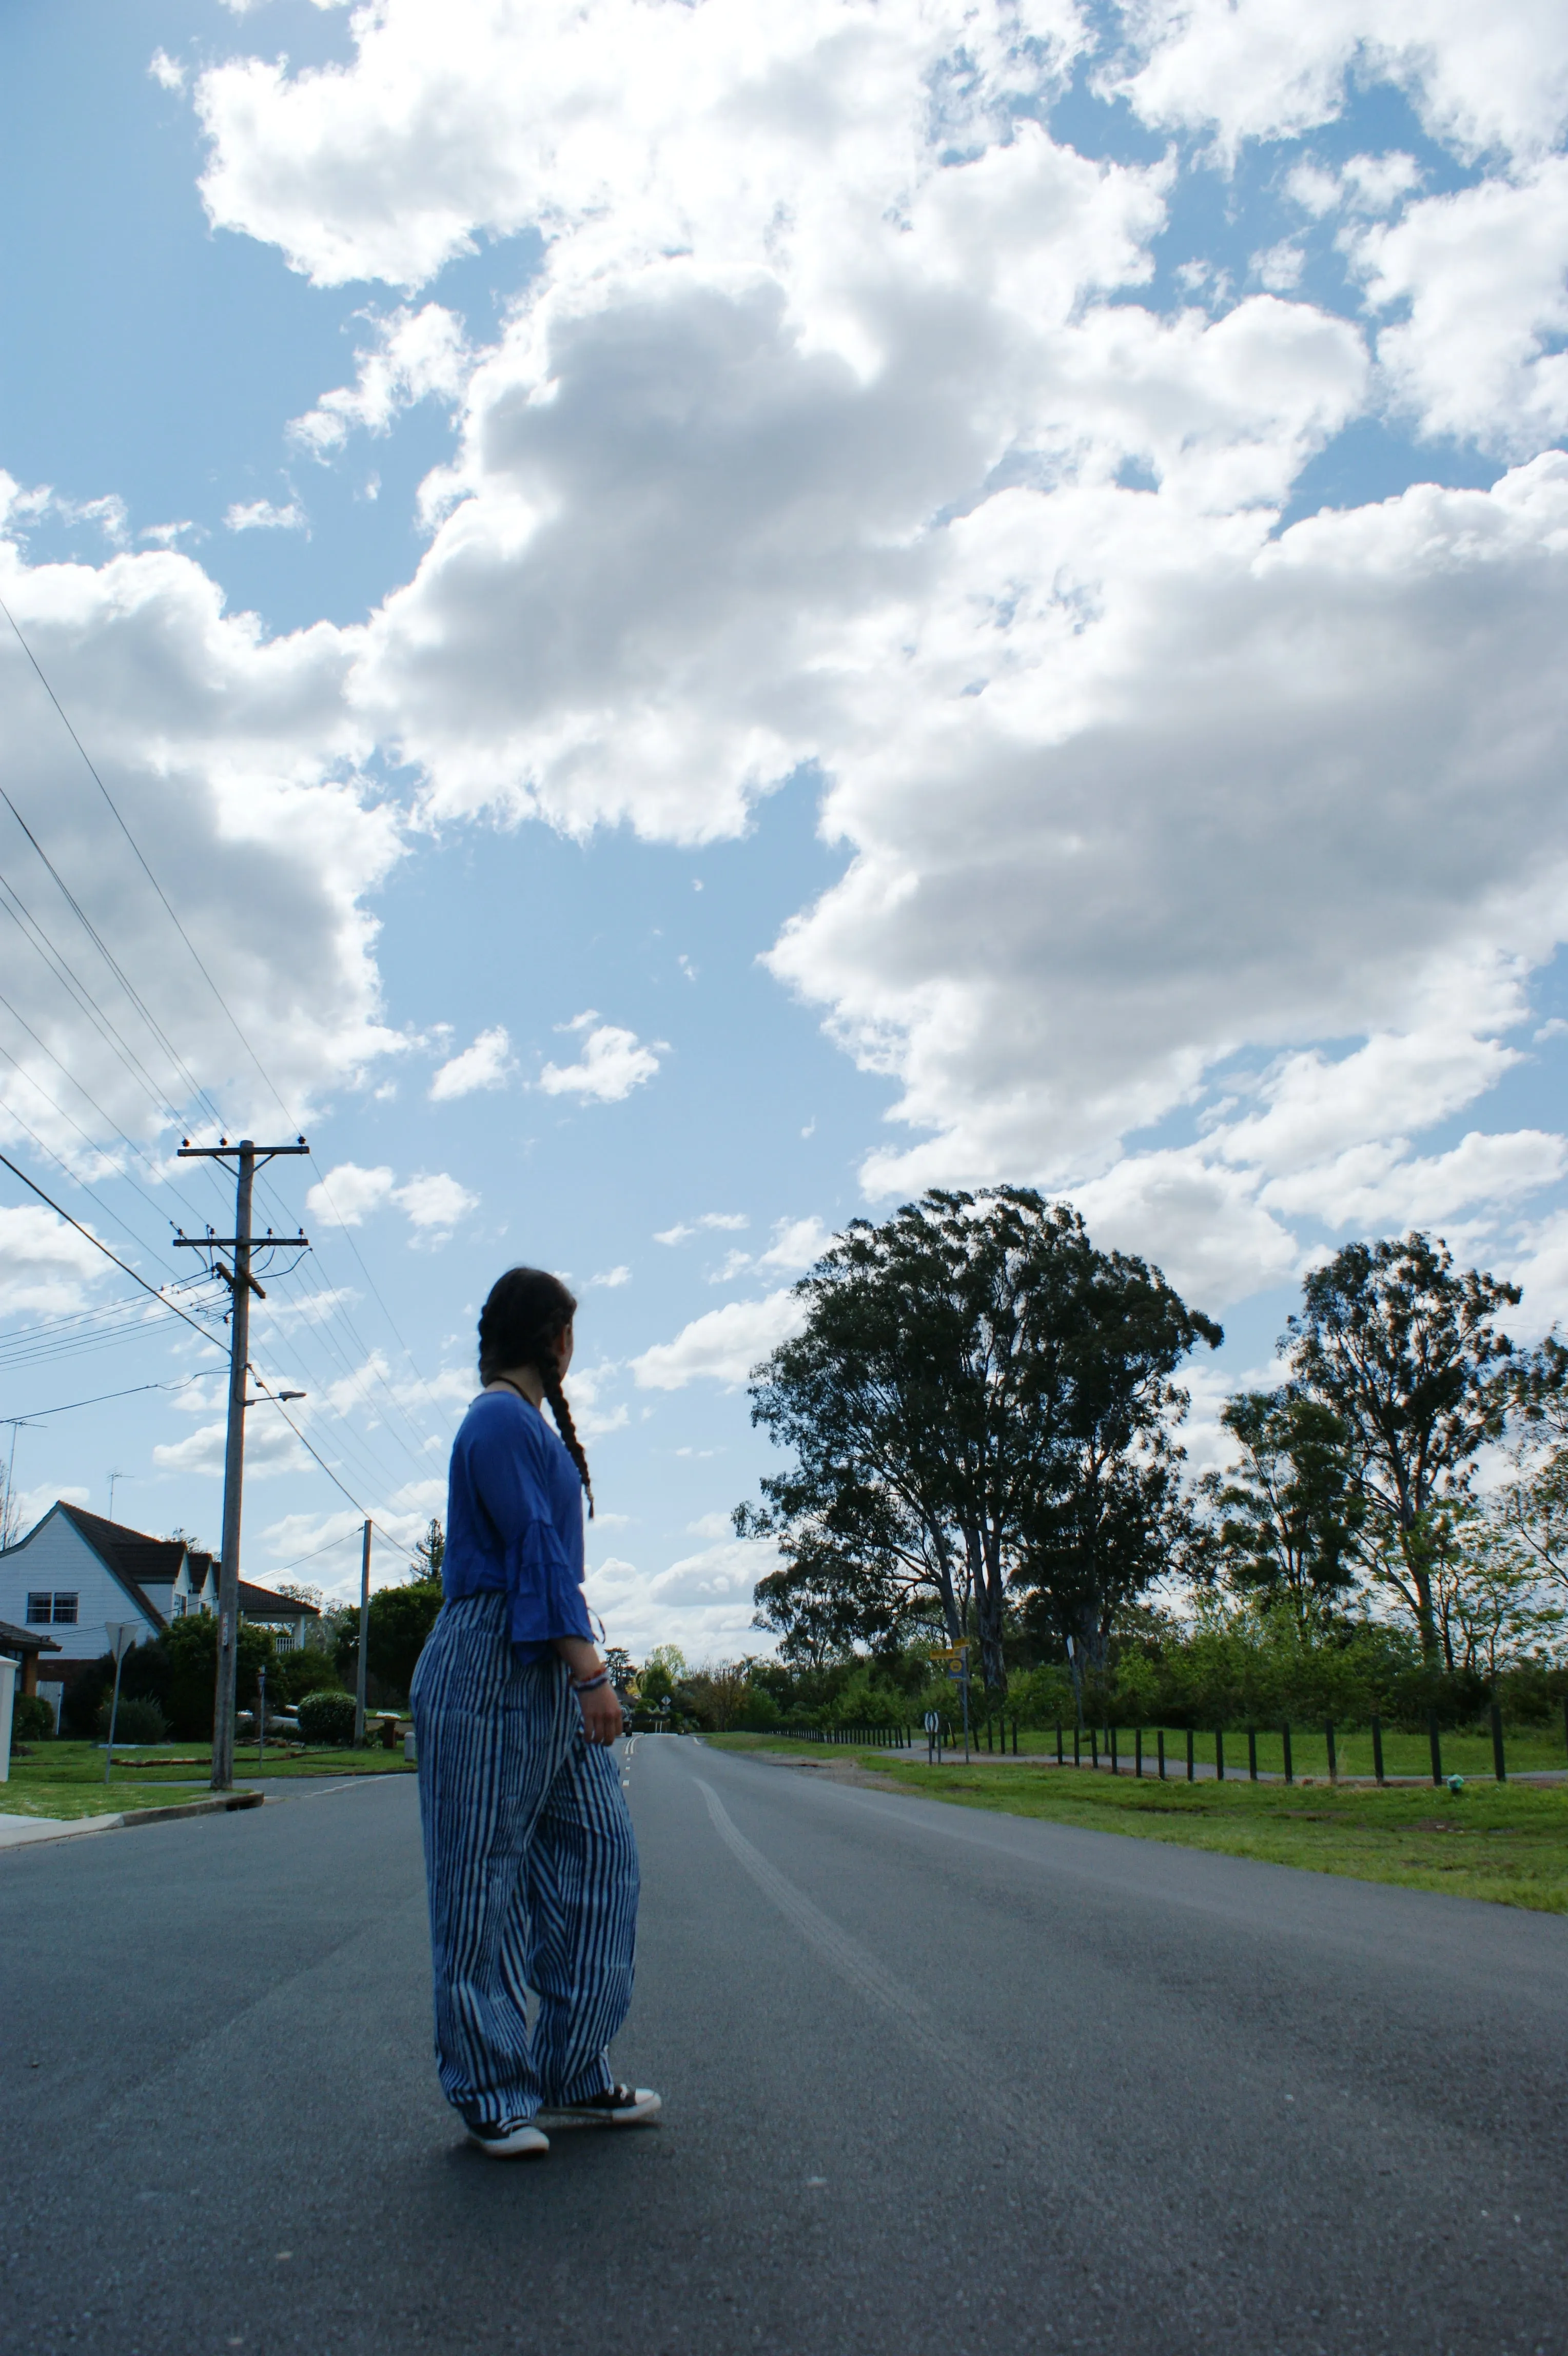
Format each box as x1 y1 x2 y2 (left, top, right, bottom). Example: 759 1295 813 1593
572 1668 611 1694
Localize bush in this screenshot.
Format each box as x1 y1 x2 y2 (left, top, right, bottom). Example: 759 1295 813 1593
62 1658 113 1738
276 1645 347 1704
334 1578 443 1708
11 1693 54 1744
161 1615 276 1740
97 1693 168 1744
823 1664 908 1729
298 1690 358 1746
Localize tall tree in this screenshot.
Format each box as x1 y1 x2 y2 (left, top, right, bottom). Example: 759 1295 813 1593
1285 1233 1519 1659
1010 1227 1221 1677
1202 1389 1364 1624
742 1189 1219 1693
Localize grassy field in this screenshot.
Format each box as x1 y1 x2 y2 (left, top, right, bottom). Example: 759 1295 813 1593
1 1740 416 1819
699 1731 1568 1912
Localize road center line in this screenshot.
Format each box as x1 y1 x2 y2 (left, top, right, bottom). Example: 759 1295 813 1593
694 1775 1034 2141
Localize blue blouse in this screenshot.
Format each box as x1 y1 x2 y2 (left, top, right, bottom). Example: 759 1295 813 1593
442 1388 593 1659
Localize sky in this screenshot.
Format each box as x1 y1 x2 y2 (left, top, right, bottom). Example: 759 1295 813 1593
2 0 1567 1658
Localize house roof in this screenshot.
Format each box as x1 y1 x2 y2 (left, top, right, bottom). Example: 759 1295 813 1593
238 1580 321 1622
51 1504 175 1625
5 1504 321 1629
0 1616 62 1656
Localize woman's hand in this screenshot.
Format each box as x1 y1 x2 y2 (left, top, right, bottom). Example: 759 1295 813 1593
555 1636 623 1745
577 1679 625 1746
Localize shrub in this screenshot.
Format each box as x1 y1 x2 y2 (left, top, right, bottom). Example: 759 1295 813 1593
824 1664 908 1729
277 1645 347 1704
97 1693 168 1744
63 1658 113 1738
162 1615 276 1740
334 1578 443 1707
298 1690 358 1746
11 1693 54 1744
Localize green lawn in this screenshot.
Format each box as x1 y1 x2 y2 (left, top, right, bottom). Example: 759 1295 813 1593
2 1739 415 1818
698 1732 1568 1911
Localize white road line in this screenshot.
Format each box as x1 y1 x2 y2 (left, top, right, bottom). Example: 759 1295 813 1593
694 1776 1034 2140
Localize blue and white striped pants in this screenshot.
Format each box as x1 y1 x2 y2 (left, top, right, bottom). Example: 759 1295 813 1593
410 1593 640 2126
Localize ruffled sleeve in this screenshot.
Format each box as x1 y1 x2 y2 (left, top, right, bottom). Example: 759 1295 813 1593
466 1402 592 1650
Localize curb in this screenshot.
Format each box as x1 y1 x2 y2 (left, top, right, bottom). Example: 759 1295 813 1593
119 1792 265 1829
0 1792 264 1852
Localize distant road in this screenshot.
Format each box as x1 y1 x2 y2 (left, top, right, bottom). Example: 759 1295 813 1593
3 1739 1565 2354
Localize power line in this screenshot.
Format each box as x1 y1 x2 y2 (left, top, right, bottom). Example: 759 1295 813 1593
0 1144 423 1518
264 1524 366 1580
247 1366 420 1569
0 592 272 1122
0 1375 203 1421
0 1150 223 1345
1 592 448 1474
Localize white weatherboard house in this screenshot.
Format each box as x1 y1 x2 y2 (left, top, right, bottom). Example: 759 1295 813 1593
0 1503 321 1722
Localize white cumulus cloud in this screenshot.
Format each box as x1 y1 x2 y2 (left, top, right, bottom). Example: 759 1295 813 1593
0 1205 114 1316
306 1161 477 1237
33 0 1568 1330
538 1023 662 1104
224 496 308 533
291 303 474 455
631 1288 806 1391
428 1024 513 1101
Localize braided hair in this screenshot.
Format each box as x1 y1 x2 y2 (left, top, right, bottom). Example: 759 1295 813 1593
477 1266 593 1515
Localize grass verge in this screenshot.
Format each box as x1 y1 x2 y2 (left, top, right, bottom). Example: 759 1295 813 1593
699 1733 1568 1911
1 1740 414 1816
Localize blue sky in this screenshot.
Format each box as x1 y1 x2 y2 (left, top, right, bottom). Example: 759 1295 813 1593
2 0 1567 1654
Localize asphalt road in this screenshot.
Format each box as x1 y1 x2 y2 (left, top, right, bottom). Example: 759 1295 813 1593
3 1736 1566 2356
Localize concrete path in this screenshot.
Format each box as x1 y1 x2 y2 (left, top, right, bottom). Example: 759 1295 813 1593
2 1734 1565 2355
0 1808 124 1849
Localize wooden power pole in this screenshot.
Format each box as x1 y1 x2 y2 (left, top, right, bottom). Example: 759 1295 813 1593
175 1136 310 1792
354 1516 372 1749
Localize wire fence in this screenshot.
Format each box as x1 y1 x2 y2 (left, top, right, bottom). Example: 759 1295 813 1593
770 1700 1568 1783
777 1723 914 1749
1008 1703 1568 1785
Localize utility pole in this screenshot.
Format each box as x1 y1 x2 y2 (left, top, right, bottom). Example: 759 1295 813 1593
354 1516 372 1748
175 1135 309 1792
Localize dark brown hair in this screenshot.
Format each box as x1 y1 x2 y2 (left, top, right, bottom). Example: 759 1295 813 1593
478 1266 593 1514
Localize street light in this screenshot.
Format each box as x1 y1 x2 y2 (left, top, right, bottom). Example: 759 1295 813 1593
244 1390 307 1408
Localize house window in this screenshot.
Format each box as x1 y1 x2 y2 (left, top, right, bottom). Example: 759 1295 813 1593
26 1592 51 1623
51 1593 79 1624
173 1595 187 1618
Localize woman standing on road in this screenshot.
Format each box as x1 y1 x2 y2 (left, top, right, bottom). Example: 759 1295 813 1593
410 1265 659 2157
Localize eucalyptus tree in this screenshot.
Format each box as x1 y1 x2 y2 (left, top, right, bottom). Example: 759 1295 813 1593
1201 1389 1364 1625
1284 1233 1520 1659
1010 1224 1222 1681
740 1187 1220 1694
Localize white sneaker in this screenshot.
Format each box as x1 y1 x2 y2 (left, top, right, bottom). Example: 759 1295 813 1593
465 2117 550 2157
536 2083 662 2128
